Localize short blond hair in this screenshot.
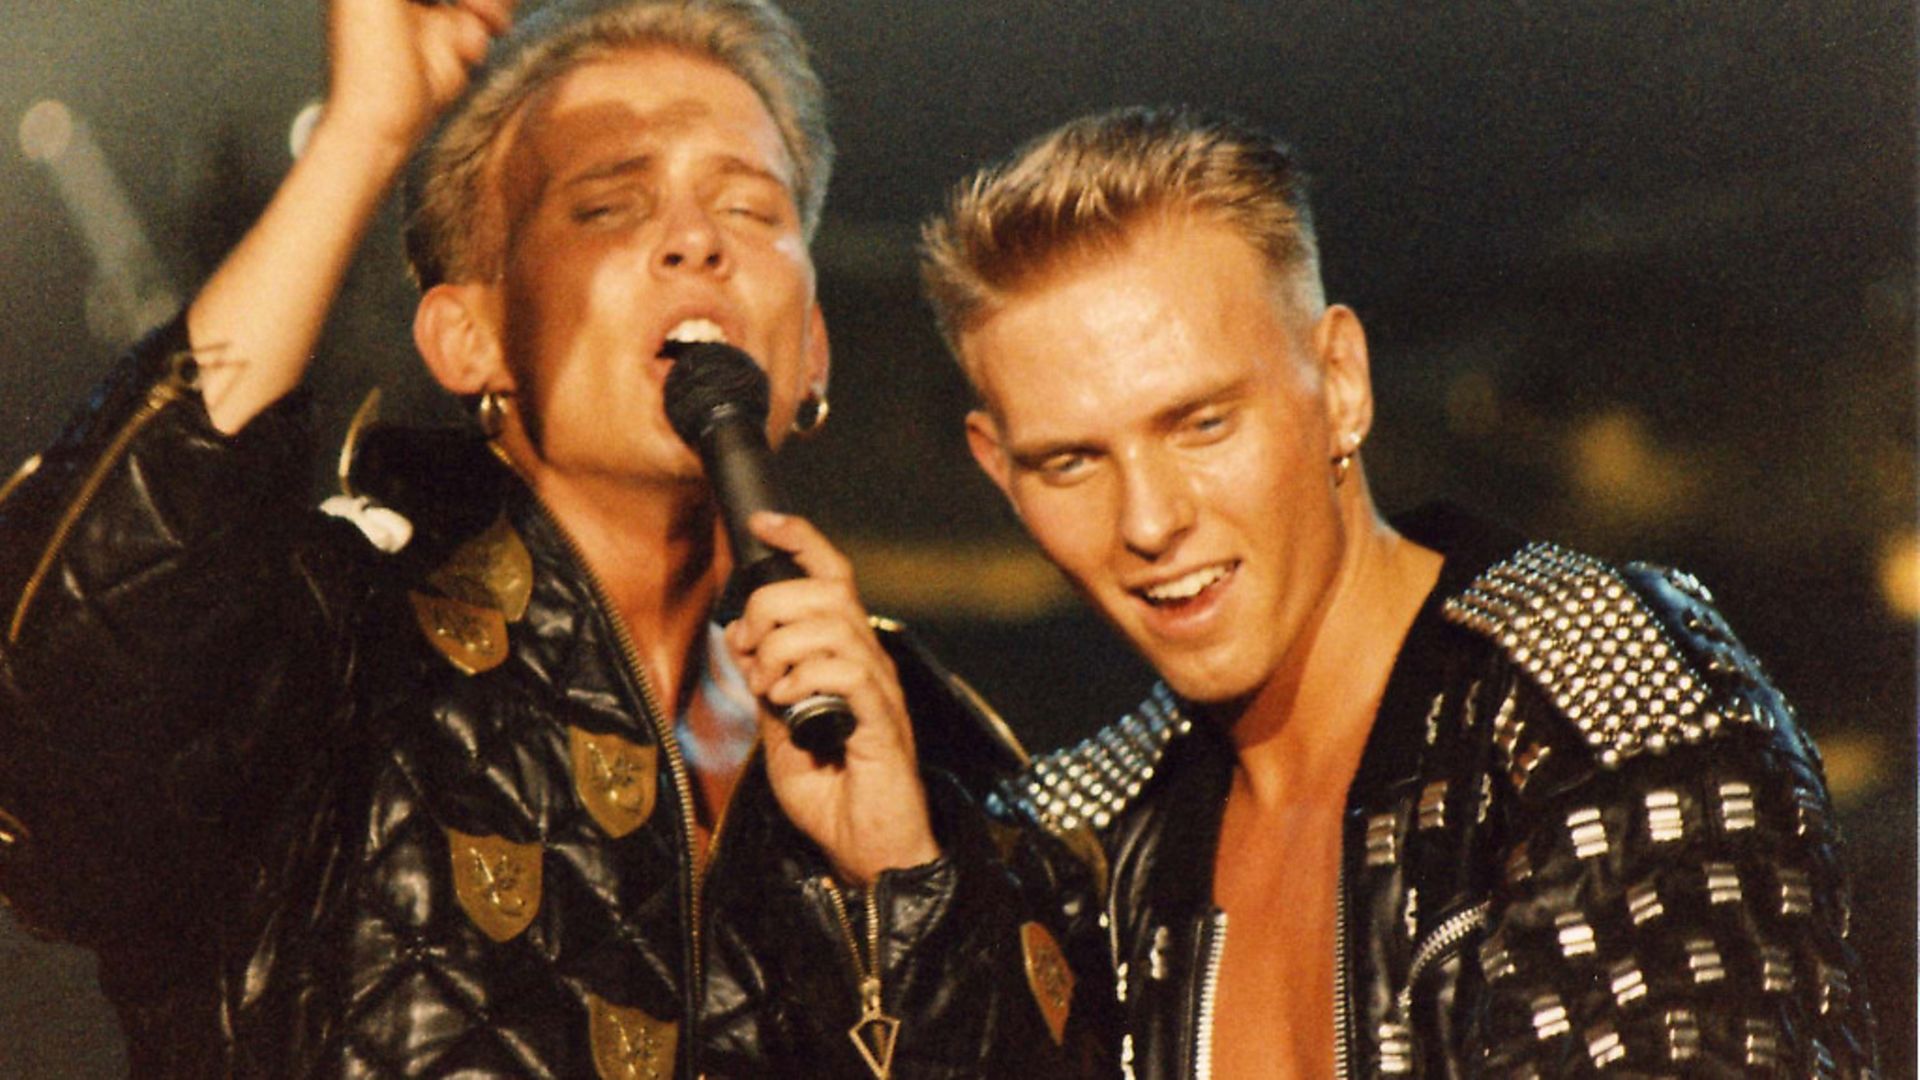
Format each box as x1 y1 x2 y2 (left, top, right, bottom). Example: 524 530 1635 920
919 107 1320 376
404 0 831 289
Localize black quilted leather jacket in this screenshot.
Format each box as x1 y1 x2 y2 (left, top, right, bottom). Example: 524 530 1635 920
996 505 1878 1078
0 320 1096 1078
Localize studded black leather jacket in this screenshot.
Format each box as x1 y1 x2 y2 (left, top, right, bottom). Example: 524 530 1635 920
995 505 1878 1078
0 320 1096 1078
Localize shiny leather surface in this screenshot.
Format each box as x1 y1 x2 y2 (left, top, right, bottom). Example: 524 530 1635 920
1004 506 1879 1078
0 321 1087 1078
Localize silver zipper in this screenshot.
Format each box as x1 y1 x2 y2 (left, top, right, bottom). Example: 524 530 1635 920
8 352 195 644
1191 909 1227 1080
1396 899 1491 1019
1332 862 1351 1080
536 504 702 1077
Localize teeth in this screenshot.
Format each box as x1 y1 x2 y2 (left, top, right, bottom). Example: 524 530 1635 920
1143 564 1231 603
664 318 728 345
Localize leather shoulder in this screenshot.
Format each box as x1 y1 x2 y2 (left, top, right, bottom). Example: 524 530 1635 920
872 617 1031 798
991 683 1191 834
1440 541 1802 768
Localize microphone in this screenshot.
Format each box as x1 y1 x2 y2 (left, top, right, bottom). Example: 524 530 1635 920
662 341 856 759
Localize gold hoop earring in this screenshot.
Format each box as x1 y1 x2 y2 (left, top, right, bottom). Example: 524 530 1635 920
476 390 512 440
792 390 829 436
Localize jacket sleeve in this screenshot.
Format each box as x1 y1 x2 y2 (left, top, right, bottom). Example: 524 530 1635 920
0 316 359 945
1458 568 1878 1076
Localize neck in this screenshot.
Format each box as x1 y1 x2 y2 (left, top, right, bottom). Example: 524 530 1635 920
521 461 731 712
1221 488 1442 810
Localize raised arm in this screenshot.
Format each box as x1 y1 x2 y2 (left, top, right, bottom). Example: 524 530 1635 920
188 0 513 432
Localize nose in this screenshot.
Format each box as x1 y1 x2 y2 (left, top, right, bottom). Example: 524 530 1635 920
1116 449 1195 561
652 199 727 276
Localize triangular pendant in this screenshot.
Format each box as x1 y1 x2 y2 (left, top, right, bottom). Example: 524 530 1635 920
849 1013 901 1079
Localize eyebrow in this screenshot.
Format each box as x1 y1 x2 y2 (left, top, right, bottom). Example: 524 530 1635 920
1004 375 1254 465
554 152 791 197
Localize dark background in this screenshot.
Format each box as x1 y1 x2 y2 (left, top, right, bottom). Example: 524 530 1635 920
0 1 1912 1074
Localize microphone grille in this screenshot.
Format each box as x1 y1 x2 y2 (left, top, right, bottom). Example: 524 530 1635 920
662 342 772 447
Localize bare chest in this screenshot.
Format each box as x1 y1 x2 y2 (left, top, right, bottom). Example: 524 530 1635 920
1207 801 1343 1078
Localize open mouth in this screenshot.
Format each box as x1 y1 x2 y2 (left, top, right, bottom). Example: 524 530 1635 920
658 317 730 359
1135 560 1238 609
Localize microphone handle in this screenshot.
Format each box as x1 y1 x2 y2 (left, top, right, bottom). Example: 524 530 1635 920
700 412 857 760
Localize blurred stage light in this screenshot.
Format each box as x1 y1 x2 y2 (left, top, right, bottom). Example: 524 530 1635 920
289 100 324 159
18 100 74 163
1878 530 1920 620
1568 409 1689 524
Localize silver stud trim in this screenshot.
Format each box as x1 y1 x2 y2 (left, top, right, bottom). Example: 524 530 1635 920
1418 780 1449 830
1685 938 1725 984
1663 1008 1701 1061
1442 544 1749 766
1717 779 1757 832
1760 944 1795 993
1609 958 1648 1007
1567 806 1609 859
1586 1024 1627 1068
1365 811 1400 868
1480 933 1517 982
1626 881 1666 925
1530 993 1571 1040
1704 862 1742 905
1001 684 1189 833
1555 911 1597 958
1644 789 1685 843
1779 867 1814 917
1377 1021 1413 1075
1744 1018 1781 1069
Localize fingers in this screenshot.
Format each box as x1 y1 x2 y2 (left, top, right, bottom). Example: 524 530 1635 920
746 511 853 583
449 0 515 38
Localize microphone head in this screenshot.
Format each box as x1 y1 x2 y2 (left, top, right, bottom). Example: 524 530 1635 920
662 341 772 448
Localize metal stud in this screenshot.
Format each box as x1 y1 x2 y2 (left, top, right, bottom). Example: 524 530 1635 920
1663 1008 1701 1062
1626 882 1665 925
1645 790 1685 843
1531 993 1571 1040
1586 1024 1627 1068
1609 959 1648 1007
1418 780 1449 830
1555 911 1597 958
1684 938 1725 984
1704 863 1741 905
1567 807 1609 859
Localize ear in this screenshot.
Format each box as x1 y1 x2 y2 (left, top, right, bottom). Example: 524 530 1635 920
414 283 510 396
965 408 1015 504
1313 303 1375 454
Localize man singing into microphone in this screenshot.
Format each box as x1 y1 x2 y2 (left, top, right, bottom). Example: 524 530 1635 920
921 108 1878 1075
0 0 1093 1075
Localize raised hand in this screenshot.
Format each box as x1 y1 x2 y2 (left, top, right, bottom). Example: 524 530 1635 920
188 0 516 434
724 512 940 886
324 0 517 155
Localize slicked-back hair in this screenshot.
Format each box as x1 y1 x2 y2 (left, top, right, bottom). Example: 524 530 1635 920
919 106 1321 382
404 0 832 290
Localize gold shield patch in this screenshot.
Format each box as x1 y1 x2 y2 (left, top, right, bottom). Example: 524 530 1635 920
1021 921 1074 1045
428 514 535 622
410 591 510 675
569 727 658 838
447 829 542 942
588 994 678 1080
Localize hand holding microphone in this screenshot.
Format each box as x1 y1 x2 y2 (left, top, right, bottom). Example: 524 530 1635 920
662 341 857 759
